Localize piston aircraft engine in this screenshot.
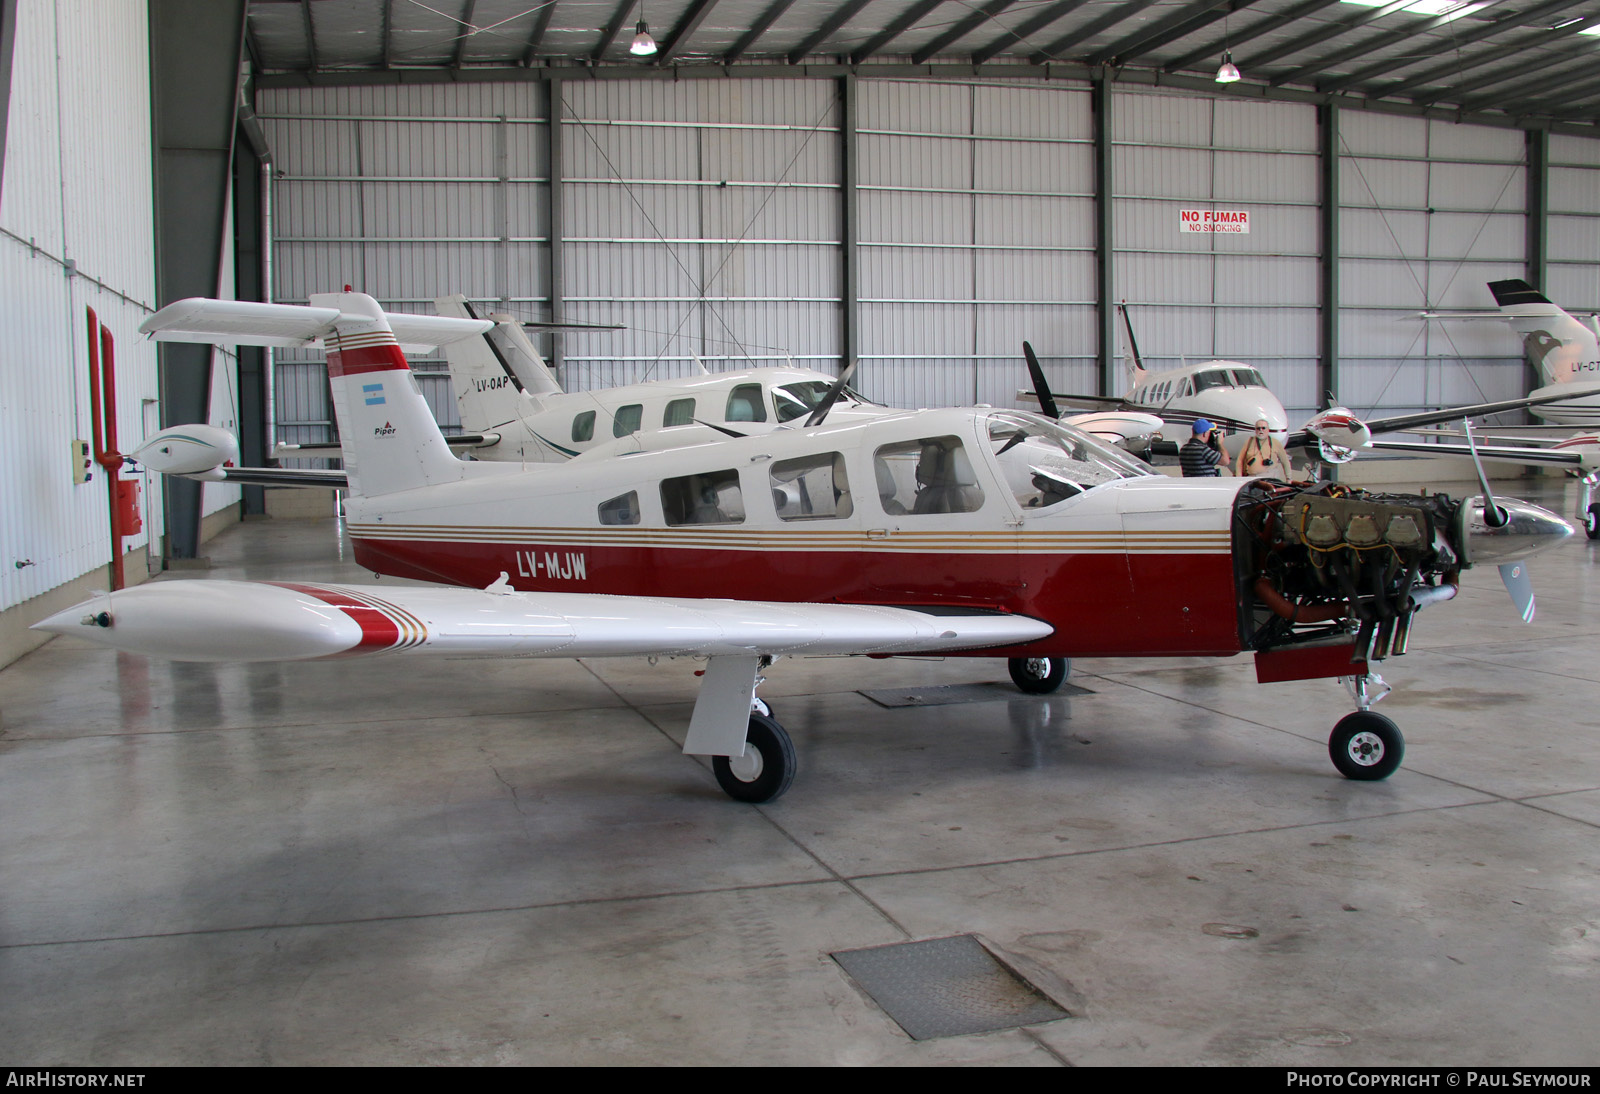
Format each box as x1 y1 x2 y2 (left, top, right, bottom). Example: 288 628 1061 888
41 291 1575 804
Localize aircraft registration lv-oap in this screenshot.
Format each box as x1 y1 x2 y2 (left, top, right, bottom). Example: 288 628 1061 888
39 290 1575 803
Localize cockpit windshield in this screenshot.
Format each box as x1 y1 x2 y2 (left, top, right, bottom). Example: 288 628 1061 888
984 411 1153 511
1193 366 1267 391
773 380 874 423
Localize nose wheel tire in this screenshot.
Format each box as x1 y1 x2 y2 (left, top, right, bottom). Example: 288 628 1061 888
1008 656 1069 695
1328 711 1404 781
713 713 796 803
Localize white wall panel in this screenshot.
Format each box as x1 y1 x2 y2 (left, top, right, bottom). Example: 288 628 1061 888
0 0 159 613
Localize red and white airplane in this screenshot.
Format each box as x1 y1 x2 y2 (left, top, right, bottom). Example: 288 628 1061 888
42 290 1575 803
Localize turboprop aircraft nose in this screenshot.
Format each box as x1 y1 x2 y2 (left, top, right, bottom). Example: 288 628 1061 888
1463 495 1574 565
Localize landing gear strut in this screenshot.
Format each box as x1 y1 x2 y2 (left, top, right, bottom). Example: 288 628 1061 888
1009 656 1070 694
1329 673 1404 780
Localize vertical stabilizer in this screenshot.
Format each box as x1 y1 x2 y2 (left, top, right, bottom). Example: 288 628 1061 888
434 295 554 434
1488 279 1600 387
1116 301 1148 389
314 291 466 497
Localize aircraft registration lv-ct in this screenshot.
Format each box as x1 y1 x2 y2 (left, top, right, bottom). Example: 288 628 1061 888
38 290 1576 803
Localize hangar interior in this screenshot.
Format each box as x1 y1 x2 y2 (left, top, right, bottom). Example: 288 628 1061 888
2 0 1599 1066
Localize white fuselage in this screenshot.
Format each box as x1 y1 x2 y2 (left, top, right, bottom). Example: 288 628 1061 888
1118 360 1290 453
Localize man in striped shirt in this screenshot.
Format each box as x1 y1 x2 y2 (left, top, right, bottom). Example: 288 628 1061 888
1180 419 1229 477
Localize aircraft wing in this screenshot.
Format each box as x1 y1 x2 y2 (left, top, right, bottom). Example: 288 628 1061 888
1366 439 1585 467
1285 391 1580 450
34 580 1055 663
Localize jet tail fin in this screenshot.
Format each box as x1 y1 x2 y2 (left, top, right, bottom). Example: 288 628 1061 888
434 294 562 433
1487 279 1600 387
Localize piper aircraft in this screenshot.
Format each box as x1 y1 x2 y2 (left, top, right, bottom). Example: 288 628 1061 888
46 289 1575 804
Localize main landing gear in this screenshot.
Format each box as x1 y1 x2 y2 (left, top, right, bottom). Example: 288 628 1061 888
713 712 796 803
1329 673 1404 781
1008 656 1070 694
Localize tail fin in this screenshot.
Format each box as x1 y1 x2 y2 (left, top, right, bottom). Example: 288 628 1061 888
434 294 559 433
1488 279 1600 387
1116 300 1148 388
140 292 491 498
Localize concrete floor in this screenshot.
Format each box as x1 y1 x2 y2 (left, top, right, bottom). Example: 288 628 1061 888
2 478 1598 1066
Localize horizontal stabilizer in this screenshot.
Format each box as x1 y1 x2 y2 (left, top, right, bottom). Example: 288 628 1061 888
141 298 493 349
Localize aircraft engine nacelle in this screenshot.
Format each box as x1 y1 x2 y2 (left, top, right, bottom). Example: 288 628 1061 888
130 424 240 481
1304 407 1371 464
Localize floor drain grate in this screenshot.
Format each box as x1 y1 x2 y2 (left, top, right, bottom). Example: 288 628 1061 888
831 934 1070 1040
859 682 1092 708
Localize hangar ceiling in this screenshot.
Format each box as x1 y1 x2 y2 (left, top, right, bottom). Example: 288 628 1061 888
246 0 1600 130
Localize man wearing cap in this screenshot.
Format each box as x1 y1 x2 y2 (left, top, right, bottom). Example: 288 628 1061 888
1180 419 1228 477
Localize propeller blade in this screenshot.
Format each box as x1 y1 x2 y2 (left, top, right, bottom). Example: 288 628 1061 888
1499 560 1536 623
1464 418 1510 528
1022 341 1060 420
803 360 859 428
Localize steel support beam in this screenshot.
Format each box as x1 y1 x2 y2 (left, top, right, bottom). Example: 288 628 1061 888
788 0 871 64
232 122 267 517
1319 0 1585 94
1089 0 1258 68
972 0 1090 65
546 78 567 377
454 0 480 68
150 0 246 560
723 0 798 63
1162 0 1340 74
0 0 16 211
522 1 556 65
841 75 859 378
658 0 723 62
592 0 636 63
912 0 1016 65
1032 0 1155 65
1240 0 1411 71
1318 102 1339 405
1525 127 1548 396
1093 74 1115 396
851 0 942 63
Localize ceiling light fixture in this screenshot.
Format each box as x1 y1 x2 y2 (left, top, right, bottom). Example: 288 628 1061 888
630 21 658 56
1215 51 1241 83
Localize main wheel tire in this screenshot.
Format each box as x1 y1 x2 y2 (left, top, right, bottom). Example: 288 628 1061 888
712 713 797 803
1009 656 1069 695
1328 711 1405 781
1585 502 1599 540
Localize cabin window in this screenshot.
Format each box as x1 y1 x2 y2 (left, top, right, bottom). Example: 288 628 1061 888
572 410 596 443
664 398 695 427
770 452 852 521
985 413 1147 510
598 491 640 526
661 469 745 526
773 381 829 423
726 384 767 423
613 403 643 437
873 436 984 516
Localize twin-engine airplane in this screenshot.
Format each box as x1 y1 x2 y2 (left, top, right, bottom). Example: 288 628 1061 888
40 290 1574 804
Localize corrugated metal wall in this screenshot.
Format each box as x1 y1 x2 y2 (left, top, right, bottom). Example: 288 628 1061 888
0 0 161 613
1549 135 1600 311
257 76 1598 441
858 80 1095 409
1338 114 1528 417
1114 90 1321 416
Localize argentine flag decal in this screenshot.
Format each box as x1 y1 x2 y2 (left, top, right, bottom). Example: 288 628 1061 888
363 382 386 406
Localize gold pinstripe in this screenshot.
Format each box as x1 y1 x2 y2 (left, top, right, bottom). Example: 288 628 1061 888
347 522 1230 555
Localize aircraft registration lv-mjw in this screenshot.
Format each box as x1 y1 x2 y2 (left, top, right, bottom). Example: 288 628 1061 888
38 291 1575 803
